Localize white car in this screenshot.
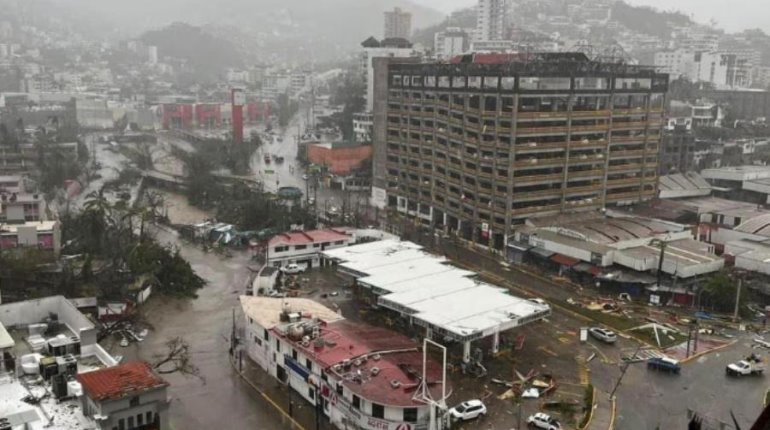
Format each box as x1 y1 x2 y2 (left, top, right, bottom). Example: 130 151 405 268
281 263 307 274
529 298 548 306
589 327 617 344
527 412 562 430
448 399 486 421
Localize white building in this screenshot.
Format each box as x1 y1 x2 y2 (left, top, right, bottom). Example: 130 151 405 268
474 0 512 42
267 228 352 268
241 296 449 430
360 37 417 112
383 7 412 40
148 45 158 65
352 112 373 142
433 27 469 59
77 362 170 430
321 239 550 361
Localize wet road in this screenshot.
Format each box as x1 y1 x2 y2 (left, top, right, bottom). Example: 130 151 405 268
611 334 767 429
120 226 288 430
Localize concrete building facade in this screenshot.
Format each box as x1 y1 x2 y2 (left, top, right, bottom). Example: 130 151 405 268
474 0 512 42
383 7 412 40
372 53 668 250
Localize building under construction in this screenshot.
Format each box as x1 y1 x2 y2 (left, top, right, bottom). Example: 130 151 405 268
371 52 668 250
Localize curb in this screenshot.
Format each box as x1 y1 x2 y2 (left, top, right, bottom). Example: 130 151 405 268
680 338 739 364
578 386 597 430
608 396 617 430
229 355 307 430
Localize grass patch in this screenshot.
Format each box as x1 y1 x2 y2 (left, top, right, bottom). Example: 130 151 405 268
553 299 638 331
765 389 770 406
579 384 595 429
630 326 689 349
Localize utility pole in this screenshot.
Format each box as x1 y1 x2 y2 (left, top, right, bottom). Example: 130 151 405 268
611 345 642 398
734 277 742 323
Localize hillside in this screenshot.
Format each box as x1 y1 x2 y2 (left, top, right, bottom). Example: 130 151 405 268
140 23 242 80
412 7 476 47
48 0 444 61
611 1 692 39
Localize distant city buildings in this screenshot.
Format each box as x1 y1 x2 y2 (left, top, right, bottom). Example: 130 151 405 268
654 48 760 89
383 7 412 40
148 45 158 64
360 36 419 113
433 27 470 60
474 0 512 43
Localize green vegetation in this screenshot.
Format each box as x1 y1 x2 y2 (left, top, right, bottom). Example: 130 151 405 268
630 326 689 349
329 71 365 141
765 388 770 406
579 384 595 429
60 190 205 298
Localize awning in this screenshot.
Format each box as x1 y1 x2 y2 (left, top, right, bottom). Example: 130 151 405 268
550 253 580 267
529 247 555 259
507 241 532 252
573 262 602 275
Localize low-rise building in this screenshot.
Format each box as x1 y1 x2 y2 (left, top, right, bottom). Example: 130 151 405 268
77 362 170 430
307 141 373 176
241 296 449 430
267 229 352 268
0 220 61 255
0 190 46 222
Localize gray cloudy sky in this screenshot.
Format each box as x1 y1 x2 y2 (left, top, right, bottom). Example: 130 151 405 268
413 0 769 34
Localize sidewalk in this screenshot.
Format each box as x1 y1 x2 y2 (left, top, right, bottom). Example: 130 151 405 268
587 391 616 430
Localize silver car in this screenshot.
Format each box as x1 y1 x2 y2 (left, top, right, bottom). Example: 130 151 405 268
589 327 617 344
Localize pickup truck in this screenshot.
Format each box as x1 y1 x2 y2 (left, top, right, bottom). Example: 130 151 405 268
280 263 307 275
647 357 681 374
726 356 765 376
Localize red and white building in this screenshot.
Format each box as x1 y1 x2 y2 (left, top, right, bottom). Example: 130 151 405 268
267 228 352 268
241 296 448 430
0 220 61 255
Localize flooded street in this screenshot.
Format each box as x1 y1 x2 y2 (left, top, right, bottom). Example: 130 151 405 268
115 225 287 430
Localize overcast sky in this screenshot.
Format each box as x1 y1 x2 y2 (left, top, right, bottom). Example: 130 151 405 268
413 0 769 34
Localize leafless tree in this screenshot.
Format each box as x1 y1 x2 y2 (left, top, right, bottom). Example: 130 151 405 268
153 337 204 382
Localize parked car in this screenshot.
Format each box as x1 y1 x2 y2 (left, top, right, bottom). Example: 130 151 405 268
727 354 765 376
527 412 562 429
589 327 617 344
280 263 307 274
448 399 487 421
647 357 681 374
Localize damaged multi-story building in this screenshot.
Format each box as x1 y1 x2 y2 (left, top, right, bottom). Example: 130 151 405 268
371 52 668 250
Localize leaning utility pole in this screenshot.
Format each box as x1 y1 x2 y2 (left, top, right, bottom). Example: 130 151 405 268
734 278 742 323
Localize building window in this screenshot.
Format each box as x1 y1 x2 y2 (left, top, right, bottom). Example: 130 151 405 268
146 412 153 424
129 396 139 407
292 349 298 360
294 245 307 250
336 383 343 395
127 417 134 428
276 338 281 352
137 413 143 426
264 328 269 340
118 419 125 430
372 403 385 419
309 387 315 399
334 240 344 245
274 246 288 253
404 408 418 422
306 358 312 369
352 395 361 410
254 336 262 346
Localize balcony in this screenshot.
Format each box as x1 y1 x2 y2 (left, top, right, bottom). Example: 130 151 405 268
516 111 569 120
606 177 642 187
612 121 649 130
517 125 570 136
571 124 610 133
514 157 565 168
481 109 498 119
572 110 611 118
511 203 561 216
610 135 645 143
612 107 648 116
568 169 605 179
606 190 642 201
568 154 605 165
516 141 569 152
564 184 602 195
513 187 563 199
514 173 564 184
608 163 643 172
609 149 645 158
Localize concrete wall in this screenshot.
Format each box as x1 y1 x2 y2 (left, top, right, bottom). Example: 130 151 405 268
91 387 169 430
0 296 97 346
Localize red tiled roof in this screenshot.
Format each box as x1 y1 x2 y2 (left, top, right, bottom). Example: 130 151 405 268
77 362 168 402
268 229 350 247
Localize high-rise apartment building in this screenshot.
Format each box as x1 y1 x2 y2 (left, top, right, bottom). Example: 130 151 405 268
475 0 512 42
384 7 412 39
371 53 668 249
